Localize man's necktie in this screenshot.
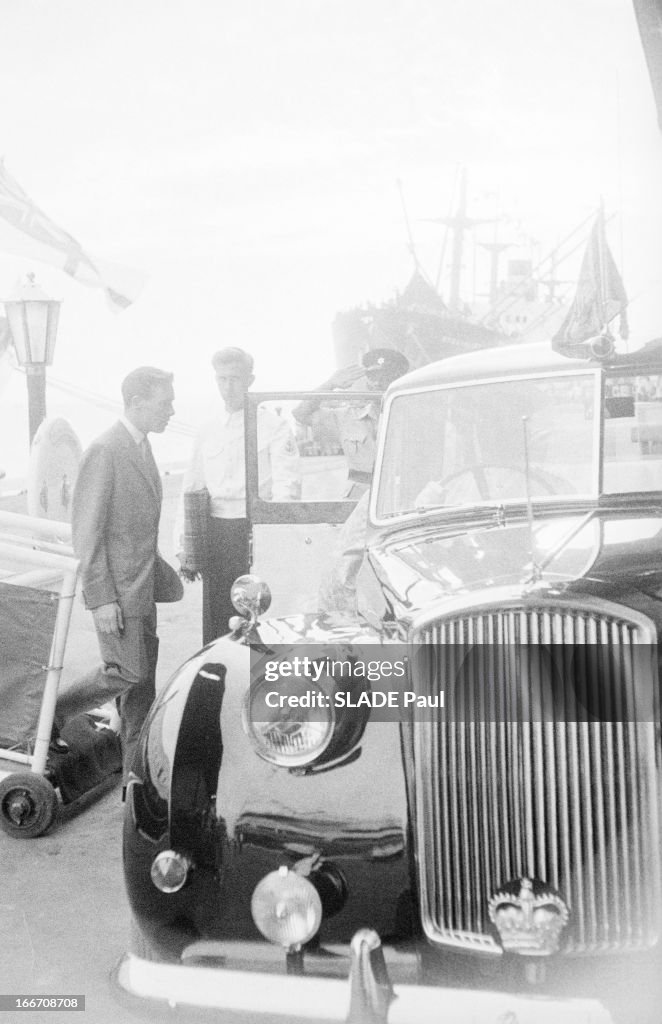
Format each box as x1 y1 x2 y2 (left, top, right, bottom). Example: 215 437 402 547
139 437 161 492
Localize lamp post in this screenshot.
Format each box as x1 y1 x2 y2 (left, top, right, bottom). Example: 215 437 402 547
4 274 61 445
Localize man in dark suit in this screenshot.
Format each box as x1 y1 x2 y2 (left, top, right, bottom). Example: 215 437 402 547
65 366 182 787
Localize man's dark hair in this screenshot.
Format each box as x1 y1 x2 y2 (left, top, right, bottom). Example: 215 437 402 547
121 366 174 406
211 347 254 374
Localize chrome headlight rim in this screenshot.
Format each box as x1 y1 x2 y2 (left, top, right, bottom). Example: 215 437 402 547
150 849 193 894
242 676 336 768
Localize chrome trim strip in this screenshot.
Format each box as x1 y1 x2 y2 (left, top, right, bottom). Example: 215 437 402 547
113 951 614 1024
408 586 658 643
115 953 351 1020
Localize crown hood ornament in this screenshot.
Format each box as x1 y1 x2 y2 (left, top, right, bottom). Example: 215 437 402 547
488 878 569 957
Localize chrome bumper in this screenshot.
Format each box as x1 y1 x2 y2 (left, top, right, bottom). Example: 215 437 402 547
114 928 613 1024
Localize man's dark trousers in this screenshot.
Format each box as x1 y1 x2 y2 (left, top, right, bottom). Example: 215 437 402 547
203 517 250 645
56 609 158 783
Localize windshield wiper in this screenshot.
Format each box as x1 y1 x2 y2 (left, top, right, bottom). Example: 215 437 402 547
521 416 542 581
381 503 508 525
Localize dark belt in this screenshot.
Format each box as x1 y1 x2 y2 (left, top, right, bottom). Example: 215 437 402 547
348 469 372 484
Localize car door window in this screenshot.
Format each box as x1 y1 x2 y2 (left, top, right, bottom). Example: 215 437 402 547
604 373 662 493
246 392 377 523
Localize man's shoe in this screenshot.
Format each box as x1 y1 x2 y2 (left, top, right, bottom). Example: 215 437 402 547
49 725 69 754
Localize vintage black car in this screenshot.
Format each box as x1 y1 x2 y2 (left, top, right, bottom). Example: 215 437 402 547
116 339 662 1023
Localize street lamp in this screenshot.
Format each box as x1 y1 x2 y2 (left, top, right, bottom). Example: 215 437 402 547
4 274 61 445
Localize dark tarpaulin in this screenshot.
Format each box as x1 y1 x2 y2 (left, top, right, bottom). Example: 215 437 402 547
633 0 662 129
0 582 58 748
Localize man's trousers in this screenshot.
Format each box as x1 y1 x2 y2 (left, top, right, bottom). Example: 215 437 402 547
202 517 250 646
56 606 158 785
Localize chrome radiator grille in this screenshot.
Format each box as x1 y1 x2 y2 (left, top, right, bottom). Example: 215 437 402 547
411 602 662 955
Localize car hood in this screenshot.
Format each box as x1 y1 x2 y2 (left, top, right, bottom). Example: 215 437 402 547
366 509 662 615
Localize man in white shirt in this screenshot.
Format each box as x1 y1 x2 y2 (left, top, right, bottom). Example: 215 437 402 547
177 347 299 644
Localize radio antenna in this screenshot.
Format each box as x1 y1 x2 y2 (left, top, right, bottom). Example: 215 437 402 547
522 416 542 582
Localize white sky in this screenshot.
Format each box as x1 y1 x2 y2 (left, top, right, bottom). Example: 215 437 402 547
0 0 661 468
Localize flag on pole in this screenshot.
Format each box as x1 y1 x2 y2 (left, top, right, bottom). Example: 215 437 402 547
552 209 628 353
0 160 144 312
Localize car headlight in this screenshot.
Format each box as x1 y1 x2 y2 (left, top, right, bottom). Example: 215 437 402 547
242 676 335 767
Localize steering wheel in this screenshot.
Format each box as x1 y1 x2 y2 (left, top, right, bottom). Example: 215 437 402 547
434 463 561 502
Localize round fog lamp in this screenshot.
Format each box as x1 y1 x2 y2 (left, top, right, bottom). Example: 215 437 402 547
251 866 322 948
150 850 191 893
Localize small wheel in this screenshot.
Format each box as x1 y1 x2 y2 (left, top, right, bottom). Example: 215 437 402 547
0 772 59 839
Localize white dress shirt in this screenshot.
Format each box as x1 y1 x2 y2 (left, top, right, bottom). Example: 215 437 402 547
119 415 145 447
174 405 300 552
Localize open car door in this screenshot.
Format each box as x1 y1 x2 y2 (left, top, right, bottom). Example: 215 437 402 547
245 390 375 617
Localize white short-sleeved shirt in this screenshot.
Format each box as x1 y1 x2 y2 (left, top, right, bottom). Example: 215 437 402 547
175 406 299 550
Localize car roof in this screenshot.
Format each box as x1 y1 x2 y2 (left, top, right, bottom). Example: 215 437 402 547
387 338 662 394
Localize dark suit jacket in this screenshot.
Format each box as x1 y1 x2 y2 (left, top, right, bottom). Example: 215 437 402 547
72 421 183 616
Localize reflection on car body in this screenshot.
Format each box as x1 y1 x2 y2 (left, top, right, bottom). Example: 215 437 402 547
117 341 662 1024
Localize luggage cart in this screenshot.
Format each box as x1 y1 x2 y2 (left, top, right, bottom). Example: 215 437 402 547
0 510 118 838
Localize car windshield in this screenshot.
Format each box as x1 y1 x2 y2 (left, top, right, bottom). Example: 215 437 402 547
375 372 599 518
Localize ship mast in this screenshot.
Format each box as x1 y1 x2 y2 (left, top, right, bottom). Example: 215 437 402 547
427 168 497 311
479 240 511 307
